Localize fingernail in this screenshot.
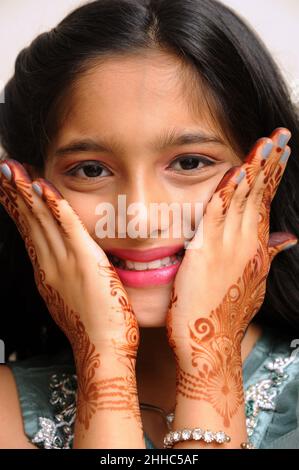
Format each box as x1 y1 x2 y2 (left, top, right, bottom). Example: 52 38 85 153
279 147 291 164
0 163 12 181
235 169 246 184
32 182 43 197
261 142 274 159
277 133 291 149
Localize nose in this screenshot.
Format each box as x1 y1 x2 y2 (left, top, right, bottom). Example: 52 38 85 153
118 176 173 241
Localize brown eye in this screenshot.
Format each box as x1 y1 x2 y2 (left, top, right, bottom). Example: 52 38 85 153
169 155 216 172
66 161 112 179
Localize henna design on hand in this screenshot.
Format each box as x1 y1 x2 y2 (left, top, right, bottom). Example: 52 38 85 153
173 252 266 427
32 250 141 429
0 162 142 431
98 265 140 354
97 264 140 374
0 169 28 238
213 166 240 215
166 131 297 428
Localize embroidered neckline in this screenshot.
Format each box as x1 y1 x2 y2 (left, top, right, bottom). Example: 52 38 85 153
245 354 298 443
32 373 77 449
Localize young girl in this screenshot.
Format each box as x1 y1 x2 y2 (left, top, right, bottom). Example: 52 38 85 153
0 0 299 449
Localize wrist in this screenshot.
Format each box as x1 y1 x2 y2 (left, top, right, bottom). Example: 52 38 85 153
74 350 138 380
173 339 242 368
174 347 243 375
72 340 138 374
174 352 245 427
73 348 140 434
170 395 247 449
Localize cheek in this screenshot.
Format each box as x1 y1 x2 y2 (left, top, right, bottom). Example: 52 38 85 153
68 197 100 238
74 200 97 232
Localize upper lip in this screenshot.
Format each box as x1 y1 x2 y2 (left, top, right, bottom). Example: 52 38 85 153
106 244 185 262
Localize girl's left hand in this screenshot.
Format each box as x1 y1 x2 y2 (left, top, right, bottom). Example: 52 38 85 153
166 127 297 425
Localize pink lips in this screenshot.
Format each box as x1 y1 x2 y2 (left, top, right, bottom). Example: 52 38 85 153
106 244 184 287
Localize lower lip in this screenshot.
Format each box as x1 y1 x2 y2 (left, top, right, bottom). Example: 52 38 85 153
112 258 183 287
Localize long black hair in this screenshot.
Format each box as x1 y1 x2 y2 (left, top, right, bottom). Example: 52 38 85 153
1 0 299 360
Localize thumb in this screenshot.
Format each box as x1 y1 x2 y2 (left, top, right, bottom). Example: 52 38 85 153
268 231 298 262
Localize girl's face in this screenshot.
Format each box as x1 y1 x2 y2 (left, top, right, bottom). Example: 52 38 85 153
42 51 242 327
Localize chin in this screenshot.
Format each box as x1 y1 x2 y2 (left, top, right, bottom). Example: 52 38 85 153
136 313 167 328
125 282 172 328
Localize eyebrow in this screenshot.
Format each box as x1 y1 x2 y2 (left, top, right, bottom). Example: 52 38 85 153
54 129 225 157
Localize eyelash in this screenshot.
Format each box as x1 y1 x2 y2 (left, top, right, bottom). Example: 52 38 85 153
167 155 216 172
65 155 216 180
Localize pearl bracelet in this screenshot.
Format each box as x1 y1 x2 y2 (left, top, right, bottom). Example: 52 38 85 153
163 427 231 448
163 428 256 449
240 441 255 449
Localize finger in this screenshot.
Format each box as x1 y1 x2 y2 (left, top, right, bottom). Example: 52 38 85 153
241 129 291 238
256 131 291 247
0 162 53 273
33 177 110 266
0 166 26 237
200 136 275 249
260 128 292 210
261 146 291 217
256 144 290 242
0 159 68 265
268 231 298 262
186 165 244 251
223 137 274 245
29 180 69 262
264 148 294 264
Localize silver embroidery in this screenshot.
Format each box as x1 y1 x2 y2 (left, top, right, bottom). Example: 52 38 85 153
245 354 298 443
32 373 77 449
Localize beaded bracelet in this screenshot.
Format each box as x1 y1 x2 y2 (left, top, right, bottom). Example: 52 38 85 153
163 427 231 448
240 441 255 449
163 427 255 449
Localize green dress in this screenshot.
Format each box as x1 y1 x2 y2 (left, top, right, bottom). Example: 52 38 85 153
6 325 299 449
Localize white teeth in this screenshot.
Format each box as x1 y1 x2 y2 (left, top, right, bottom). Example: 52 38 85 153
111 253 183 271
126 260 135 269
161 256 170 266
132 262 148 271
147 259 163 269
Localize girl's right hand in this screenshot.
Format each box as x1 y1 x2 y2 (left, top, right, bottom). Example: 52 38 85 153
0 159 146 443
0 159 140 366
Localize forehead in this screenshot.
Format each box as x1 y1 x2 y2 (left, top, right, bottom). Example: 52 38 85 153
51 51 226 148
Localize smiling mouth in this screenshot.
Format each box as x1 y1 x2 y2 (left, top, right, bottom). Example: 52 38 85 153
107 248 185 271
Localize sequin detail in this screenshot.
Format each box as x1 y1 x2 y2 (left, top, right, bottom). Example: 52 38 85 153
32 373 77 449
245 354 298 443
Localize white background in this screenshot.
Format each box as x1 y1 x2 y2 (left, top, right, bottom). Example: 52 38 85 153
0 0 298 101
